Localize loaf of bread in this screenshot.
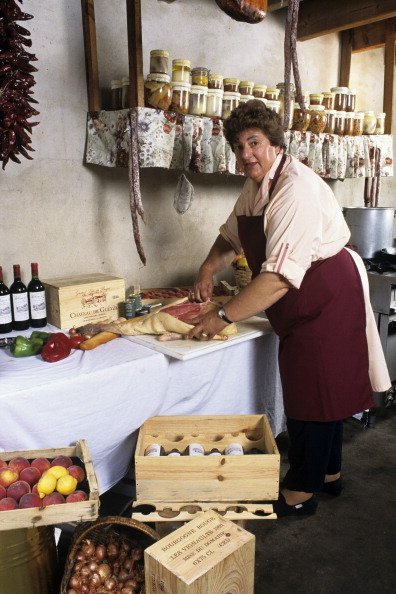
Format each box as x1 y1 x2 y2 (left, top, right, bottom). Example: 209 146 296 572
79 331 119 350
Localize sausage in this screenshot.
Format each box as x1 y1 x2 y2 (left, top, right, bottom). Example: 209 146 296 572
79 331 119 350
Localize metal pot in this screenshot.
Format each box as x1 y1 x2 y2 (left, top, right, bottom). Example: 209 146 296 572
343 207 395 259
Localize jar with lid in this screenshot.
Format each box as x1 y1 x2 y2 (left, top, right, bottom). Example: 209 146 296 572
110 79 122 110
309 93 324 106
189 85 208 116
144 73 172 110
363 111 377 134
334 111 345 136
239 94 254 104
223 78 240 92
322 92 335 110
345 88 356 112
121 76 129 108
265 88 280 101
239 80 254 96
150 49 169 74
308 104 327 134
324 109 336 134
206 88 223 117
208 73 223 89
330 87 348 111
172 59 191 83
253 84 267 98
276 82 295 129
375 112 386 135
191 67 209 87
292 103 311 132
344 112 354 136
266 99 281 114
352 111 364 136
222 91 240 119
170 81 191 114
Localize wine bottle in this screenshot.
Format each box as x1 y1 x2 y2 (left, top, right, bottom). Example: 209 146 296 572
0 266 12 333
10 264 29 331
28 262 47 328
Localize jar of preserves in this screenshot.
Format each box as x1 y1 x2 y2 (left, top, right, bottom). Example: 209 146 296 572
208 73 223 89
352 111 364 136
223 78 240 92
292 103 311 132
375 112 386 135
309 93 324 106
110 79 122 110
222 91 240 119
121 76 129 108
334 111 345 136
253 84 267 98
144 73 172 110
346 88 356 112
322 92 335 110
239 94 254 104
239 80 254 96
266 99 281 114
150 49 169 74
330 87 348 111
265 88 280 101
170 81 191 114
191 66 209 86
172 59 191 83
308 104 327 134
344 112 354 136
189 85 208 116
324 109 336 134
363 111 377 134
276 82 295 129
206 88 223 117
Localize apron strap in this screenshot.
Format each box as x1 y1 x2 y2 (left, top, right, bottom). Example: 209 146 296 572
268 153 287 201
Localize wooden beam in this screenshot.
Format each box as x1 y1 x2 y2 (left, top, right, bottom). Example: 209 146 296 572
351 20 388 52
383 19 395 133
126 0 144 108
81 0 101 111
339 30 352 87
298 0 396 41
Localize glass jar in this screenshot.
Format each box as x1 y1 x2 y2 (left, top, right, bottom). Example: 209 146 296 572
352 112 364 136
222 91 240 119
239 80 254 95
276 82 295 129
324 109 336 134
121 76 129 108
170 81 191 114
322 92 335 110
223 78 240 92
309 93 324 105
110 79 122 110
375 112 386 135
292 103 311 132
191 67 209 87
265 88 280 101
253 84 267 98
208 74 223 89
331 87 349 111
308 104 327 134
172 59 191 83
144 73 172 110
150 49 169 74
206 88 223 117
239 94 254 104
363 111 377 134
346 88 356 112
344 112 354 136
189 85 208 116
266 99 281 114
334 111 345 136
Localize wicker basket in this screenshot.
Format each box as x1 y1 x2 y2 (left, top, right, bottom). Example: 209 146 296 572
60 515 160 594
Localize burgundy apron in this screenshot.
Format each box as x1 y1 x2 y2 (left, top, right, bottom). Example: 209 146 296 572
237 156 374 421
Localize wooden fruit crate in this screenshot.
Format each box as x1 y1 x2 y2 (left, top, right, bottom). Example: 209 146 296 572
135 415 280 503
0 440 99 531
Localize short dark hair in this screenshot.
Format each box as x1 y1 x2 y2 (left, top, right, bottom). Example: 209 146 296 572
223 99 286 150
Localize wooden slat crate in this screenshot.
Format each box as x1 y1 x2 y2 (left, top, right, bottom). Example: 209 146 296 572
0 440 99 531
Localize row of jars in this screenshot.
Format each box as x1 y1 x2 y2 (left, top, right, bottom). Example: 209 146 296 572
292 105 386 135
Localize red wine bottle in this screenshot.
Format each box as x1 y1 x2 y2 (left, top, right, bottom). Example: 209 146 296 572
28 262 47 328
0 266 12 333
10 264 30 331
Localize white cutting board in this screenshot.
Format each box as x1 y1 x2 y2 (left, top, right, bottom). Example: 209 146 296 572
123 316 273 360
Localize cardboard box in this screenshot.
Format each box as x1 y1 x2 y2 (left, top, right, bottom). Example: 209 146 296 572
0 440 99 531
144 510 255 594
135 415 280 503
42 273 125 329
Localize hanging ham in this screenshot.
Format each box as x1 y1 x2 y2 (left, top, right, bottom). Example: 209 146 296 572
215 0 267 24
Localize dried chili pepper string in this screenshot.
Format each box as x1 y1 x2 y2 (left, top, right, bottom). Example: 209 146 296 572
128 109 147 265
283 0 305 131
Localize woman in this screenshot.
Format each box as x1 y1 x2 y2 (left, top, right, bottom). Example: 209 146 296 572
189 100 391 517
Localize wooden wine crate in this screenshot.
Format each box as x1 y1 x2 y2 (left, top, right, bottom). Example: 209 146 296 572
144 510 255 594
0 440 99 531
42 273 125 329
135 415 280 503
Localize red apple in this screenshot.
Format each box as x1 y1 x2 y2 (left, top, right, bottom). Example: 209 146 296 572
19 466 41 487
8 457 30 474
31 457 51 475
66 490 88 503
19 492 42 509
0 468 19 488
42 492 65 506
68 465 85 483
0 497 18 511
7 480 30 502
50 455 73 469
0 460 7 470
0 485 6 500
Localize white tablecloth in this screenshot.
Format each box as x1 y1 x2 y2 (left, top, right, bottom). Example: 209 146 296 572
0 326 284 493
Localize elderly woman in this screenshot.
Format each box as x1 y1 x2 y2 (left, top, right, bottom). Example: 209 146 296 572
189 100 390 517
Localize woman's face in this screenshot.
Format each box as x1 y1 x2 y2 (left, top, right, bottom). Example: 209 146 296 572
233 128 280 183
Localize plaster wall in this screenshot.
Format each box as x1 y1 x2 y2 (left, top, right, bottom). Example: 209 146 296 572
0 0 395 292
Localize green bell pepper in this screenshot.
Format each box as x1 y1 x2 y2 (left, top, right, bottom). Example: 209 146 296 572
29 331 51 343
11 335 45 357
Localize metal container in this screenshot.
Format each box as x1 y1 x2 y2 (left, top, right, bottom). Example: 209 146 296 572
343 207 395 259
0 527 57 594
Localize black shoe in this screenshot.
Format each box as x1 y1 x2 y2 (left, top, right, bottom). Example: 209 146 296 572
273 493 318 518
321 478 343 497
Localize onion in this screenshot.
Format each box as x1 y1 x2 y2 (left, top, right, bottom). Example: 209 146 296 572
121 587 134 594
124 579 138 589
107 543 119 560
88 560 99 573
80 565 92 578
104 577 117 590
98 563 111 580
121 541 131 553
81 585 89 593
95 544 107 561
76 549 86 562
67 590 78 594
123 558 134 572
90 571 102 587
82 541 96 558
118 569 129 582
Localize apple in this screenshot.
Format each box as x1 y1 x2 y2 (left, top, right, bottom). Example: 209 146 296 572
0 497 18 511
8 457 30 474
42 492 65 506
0 468 19 488
66 490 88 503
68 465 85 483
31 457 51 474
7 480 30 503
0 485 6 500
0 460 7 470
20 466 41 487
50 455 73 469
19 493 42 509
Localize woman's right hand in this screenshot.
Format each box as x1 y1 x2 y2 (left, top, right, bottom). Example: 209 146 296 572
193 269 214 302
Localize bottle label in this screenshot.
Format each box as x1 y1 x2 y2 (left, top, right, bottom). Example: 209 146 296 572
29 291 47 319
224 443 244 455
144 444 162 457
12 293 29 321
0 295 12 324
167 451 182 457
187 443 205 456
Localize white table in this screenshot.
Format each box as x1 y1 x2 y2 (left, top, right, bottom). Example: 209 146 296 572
0 326 284 494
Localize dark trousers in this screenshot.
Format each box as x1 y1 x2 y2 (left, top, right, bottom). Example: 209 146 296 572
282 418 343 493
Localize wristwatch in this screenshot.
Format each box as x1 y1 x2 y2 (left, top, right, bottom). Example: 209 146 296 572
217 307 233 324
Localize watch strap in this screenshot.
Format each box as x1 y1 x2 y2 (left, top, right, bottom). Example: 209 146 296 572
218 307 233 324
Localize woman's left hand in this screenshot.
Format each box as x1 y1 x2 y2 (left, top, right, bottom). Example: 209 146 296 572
188 309 228 340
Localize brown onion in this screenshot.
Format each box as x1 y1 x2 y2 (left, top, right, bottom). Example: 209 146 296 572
121 541 131 553
95 544 107 561
68 576 81 589
83 541 96 557
76 549 86 562
107 543 119 559
124 579 138 589
90 571 102 587
104 577 117 590
121 587 134 594
117 569 129 582
98 563 111 580
81 585 89 593
67 590 78 594
123 558 134 572
88 560 99 573
80 565 92 578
